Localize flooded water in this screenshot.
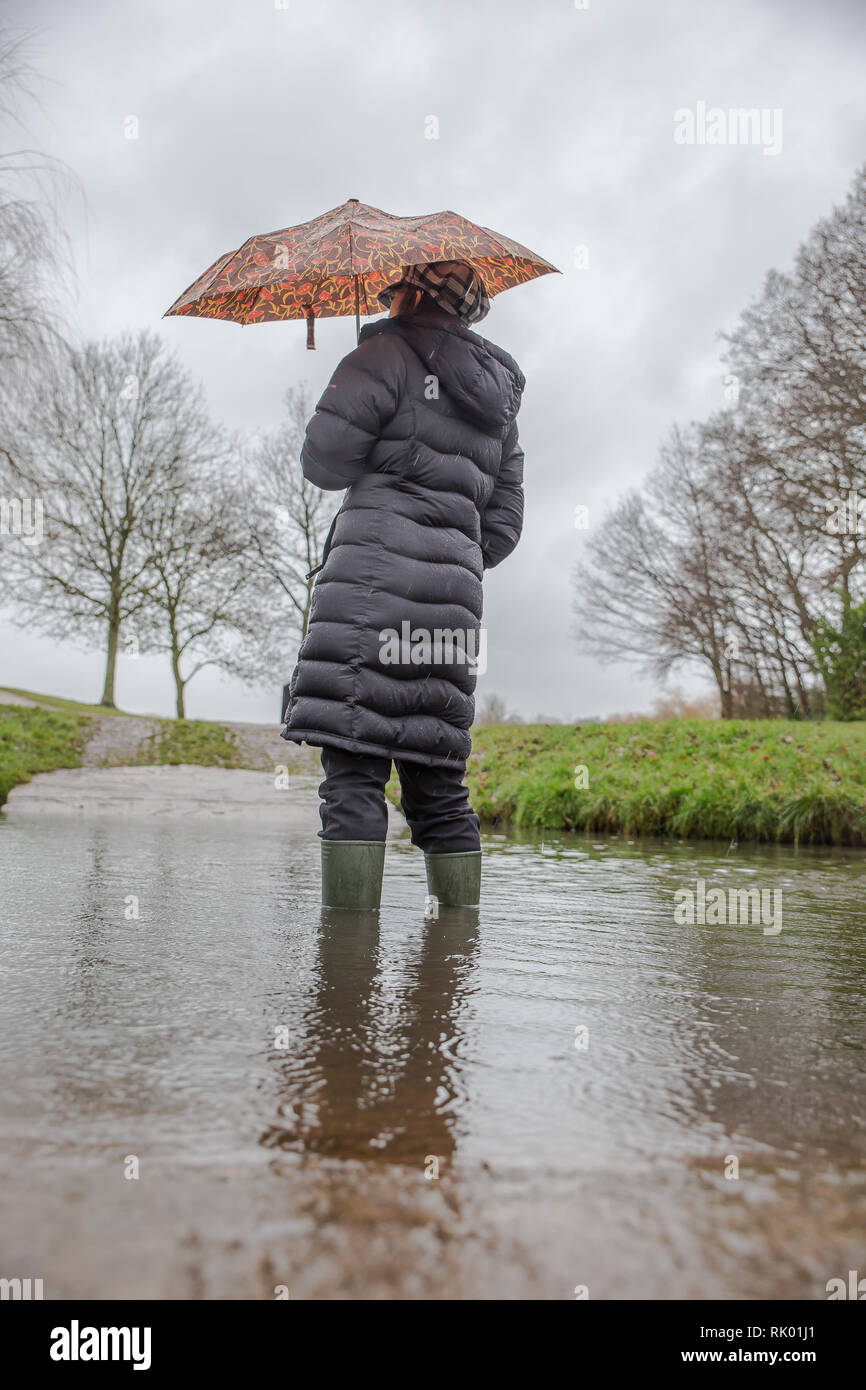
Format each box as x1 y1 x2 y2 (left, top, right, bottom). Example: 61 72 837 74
1 767 865 1299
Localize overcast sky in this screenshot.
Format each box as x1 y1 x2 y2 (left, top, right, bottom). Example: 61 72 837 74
3 0 866 722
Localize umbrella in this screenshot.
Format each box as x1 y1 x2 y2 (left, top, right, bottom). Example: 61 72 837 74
163 197 559 348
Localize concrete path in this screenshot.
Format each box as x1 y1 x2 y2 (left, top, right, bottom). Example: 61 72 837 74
79 713 163 767
0 689 320 773
4 765 319 821
3 764 405 833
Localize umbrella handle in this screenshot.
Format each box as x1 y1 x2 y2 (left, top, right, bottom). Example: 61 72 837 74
354 274 361 345
306 309 315 350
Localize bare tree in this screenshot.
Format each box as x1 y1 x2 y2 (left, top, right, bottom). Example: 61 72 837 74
575 164 866 719
574 427 741 715
241 386 339 673
718 167 866 713
1 331 221 707
0 25 76 380
139 456 251 719
700 410 819 716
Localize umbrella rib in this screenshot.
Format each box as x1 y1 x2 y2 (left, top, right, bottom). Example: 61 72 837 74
347 212 364 339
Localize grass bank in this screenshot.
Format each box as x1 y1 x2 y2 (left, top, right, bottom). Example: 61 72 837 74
4 692 866 845
0 687 138 717
0 693 246 806
466 718 866 846
0 705 89 806
132 719 244 768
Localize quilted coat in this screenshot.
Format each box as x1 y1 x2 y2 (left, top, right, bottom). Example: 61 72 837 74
281 301 525 767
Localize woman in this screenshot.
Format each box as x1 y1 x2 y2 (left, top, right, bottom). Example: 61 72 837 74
282 260 525 911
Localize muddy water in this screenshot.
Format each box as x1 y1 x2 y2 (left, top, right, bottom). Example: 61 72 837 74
1 767 865 1299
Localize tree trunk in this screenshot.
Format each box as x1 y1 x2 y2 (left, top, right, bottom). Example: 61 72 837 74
100 599 120 707
171 640 185 720
710 650 734 719
302 577 314 638
751 660 772 718
791 658 811 718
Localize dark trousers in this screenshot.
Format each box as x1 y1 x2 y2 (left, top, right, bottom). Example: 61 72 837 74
318 746 481 853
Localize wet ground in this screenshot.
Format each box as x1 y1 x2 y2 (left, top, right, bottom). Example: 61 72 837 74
1 766 865 1299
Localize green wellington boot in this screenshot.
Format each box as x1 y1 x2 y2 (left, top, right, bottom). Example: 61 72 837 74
424 851 482 909
320 839 386 910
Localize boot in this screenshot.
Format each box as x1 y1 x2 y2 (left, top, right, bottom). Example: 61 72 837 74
321 839 385 911
424 851 482 909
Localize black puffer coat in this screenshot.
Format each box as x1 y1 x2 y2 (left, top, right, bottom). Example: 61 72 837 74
281 302 525 767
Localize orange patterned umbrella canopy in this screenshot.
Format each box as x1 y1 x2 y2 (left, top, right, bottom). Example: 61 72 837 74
164 198 559 344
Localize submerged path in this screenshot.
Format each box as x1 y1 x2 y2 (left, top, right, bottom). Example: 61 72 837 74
1 764 865 1298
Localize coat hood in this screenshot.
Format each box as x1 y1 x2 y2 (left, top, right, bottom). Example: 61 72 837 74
361 311 525 433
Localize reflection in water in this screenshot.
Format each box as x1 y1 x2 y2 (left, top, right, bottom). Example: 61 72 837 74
261 907 479 1168
658 851 866 1166
1 786 865 1298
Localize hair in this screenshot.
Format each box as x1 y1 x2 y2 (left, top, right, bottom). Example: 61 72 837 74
393 285 438 317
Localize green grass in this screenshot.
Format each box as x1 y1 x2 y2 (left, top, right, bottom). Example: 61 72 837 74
132 719 244 768
6 692 866 846
463 718 866 846
0 705 88 806
0 687 142 717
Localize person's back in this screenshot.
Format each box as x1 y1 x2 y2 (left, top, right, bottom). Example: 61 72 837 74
282 261 525 911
